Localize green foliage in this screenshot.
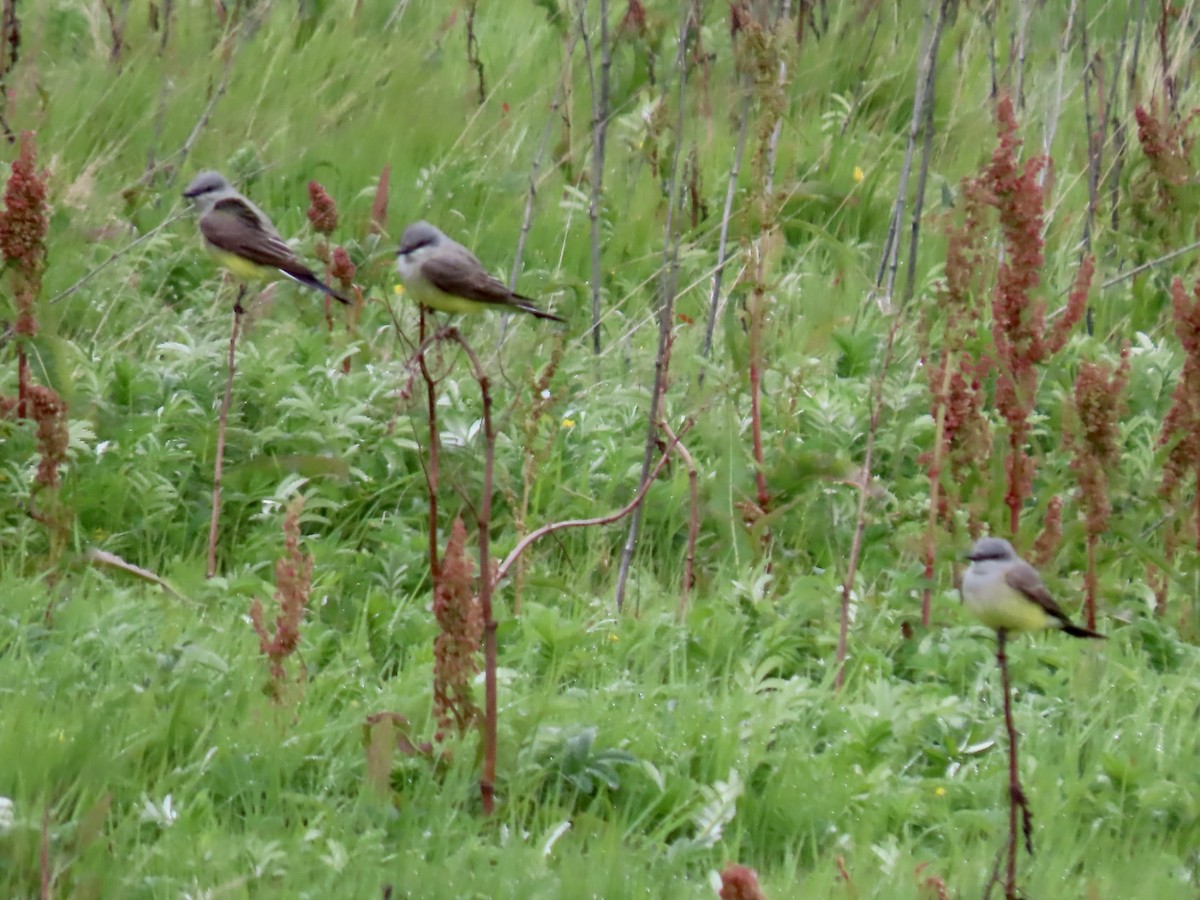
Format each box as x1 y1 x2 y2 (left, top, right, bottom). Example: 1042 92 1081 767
1 0 1199 897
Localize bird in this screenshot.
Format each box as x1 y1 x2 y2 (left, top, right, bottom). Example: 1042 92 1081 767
961 537 1105 639
183 170 350 306
395 221 564 322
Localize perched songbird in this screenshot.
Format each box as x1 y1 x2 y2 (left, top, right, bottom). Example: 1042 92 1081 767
961 538 1105 639
183 171 350 305
395 221 564 322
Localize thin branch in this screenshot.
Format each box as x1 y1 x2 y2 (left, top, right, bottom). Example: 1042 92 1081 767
903 0 950 304
1099 237 1200 289
614 0 694 613
465 0 486 105
419 308 442 582
1041 0 1079 187
48 213 185 305
873 0 943 310
702 88 751 362
160 29 239 188
1015 0 1029 110
763 0 793 197
1079 5 1099 252
998 630 1035 898
207 296 244 579
578 0 610 355
494 421 690 585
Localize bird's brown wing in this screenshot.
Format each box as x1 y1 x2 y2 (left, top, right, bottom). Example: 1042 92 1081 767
1004 562 1070 624
420 246 523 307
200 198 318 281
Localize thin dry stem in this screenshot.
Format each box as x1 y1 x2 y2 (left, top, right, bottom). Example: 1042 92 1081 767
206 298 243 579
875 0 945 309
419 308 442 582
495 421 690 585
702 89 750 363
903 0 949 304
997 630 1034 899
614 1 694 613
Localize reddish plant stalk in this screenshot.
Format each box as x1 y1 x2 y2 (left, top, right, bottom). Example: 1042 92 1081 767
978 98 1088 535
1068 348 1130 628
417 327 496 813
997 630 1033 900
207 299 243 579
494 421 689 585
1156 277 1200 614
748 287 770 514
248 496 313 702
419 308 441 582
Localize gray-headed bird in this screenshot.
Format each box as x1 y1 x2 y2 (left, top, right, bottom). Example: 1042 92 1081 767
183 170 349 305
395 221 563 322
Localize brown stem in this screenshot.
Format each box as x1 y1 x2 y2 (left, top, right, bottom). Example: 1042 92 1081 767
998 628 1034 899
903 0 949 305
438 330 496 815
748 288 770 513
495 420 690 586
1085 531 1098 631
17 340 28 418
702 86 750 363
578 0 609 354
465 0 486 105
875 0 945 308
614 4 694 613
419 308 441 582
207 296 243 579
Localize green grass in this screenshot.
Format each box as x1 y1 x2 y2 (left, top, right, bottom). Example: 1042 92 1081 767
3 0 1200 896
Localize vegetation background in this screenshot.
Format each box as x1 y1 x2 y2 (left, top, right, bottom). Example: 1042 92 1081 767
2 0 1199 897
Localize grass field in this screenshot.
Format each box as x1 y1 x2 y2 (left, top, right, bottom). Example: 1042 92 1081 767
3 1 1200 897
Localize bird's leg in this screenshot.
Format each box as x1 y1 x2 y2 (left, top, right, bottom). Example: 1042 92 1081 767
233 284 247 315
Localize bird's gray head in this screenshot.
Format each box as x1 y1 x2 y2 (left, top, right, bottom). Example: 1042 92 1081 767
397 221 445 258
967 537 1016 563
183 171 231 202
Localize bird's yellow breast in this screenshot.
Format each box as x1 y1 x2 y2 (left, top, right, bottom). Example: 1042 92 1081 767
963 583 1057 632
206 245 275 283
404 278 492 315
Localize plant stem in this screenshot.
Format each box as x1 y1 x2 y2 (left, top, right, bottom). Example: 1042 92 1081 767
614 0 693 613
998 628 1034 899
207 293 243 579
419 307 441 581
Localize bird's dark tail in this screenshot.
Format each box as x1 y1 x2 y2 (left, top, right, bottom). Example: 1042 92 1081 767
291 271 352 305
1062 622 1106 639
514 297 565 322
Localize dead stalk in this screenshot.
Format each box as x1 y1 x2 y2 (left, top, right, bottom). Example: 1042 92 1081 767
614 1 694 612
206 294 244 579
